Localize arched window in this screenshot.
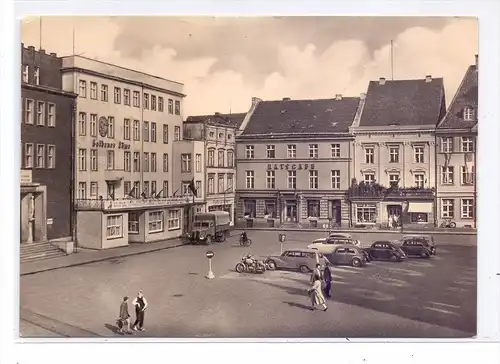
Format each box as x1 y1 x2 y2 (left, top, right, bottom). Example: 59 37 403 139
217 148 225 167
227 149 234 168
207 148 215 167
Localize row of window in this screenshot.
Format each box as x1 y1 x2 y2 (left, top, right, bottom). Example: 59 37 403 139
21 65 40 85
106 209 181 239
78 149 172 173
441 199 475 219
207 173 234 195
22 99 56 127
441 166 476 185
78 113 181 143
440 137 475 153
78 180 170 200
246 144 343 159
181 150 235 171
22 143 56 169
78 80 181 114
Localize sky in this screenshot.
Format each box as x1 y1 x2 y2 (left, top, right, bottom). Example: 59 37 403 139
20 16 478 116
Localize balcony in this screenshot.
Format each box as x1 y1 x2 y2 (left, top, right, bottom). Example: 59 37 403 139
347 179 434 201
75 196 204 211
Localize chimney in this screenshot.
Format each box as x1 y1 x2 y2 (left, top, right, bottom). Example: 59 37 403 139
28 46 35 51
251 97 262 107
475 54 478 69
282 97 291 101
335 94 343 100
379 77 386 85
50 52 57 57
425 75 432 83
39 49 45 54
21 42 24 48
214 112 220 115
360 93 366 100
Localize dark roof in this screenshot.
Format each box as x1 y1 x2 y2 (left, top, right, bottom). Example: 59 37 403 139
241 97 360 135
185 113 246 128
359 78 445 127
437 65 478 130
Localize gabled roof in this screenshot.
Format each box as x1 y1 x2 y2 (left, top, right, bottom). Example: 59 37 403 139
185 113 246 129
241 97 360 136
437 65 478 130
358 78 446 128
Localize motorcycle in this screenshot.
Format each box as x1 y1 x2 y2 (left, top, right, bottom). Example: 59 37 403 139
235 255 266 274
239 234 252 247
440 218 457 228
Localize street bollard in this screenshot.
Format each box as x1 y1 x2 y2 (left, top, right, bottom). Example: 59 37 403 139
206 251 215 279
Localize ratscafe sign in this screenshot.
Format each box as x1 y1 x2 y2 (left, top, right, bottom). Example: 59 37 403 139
267 163 316 171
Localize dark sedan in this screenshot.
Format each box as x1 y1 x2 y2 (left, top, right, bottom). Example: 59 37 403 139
399 238 433 258
364 241 407 262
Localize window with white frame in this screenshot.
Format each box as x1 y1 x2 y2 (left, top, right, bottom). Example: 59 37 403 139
266 170 275 189
463 107 475 121
441 137 453 153
78 182 87 199
47 103 55 127
461 166 475 185
442 166 454 185
148 211 164 233
25 99 34 124
123 119 130 140
208 174 215 194
90 114 97 137
181 153 191 172
133 181 140 198
288 170 296 189
196 153 202 172
79 80 87 97
175 100 181 115
461 199 474 219
151 95 157 111
24 143 33 168
364 173 375 184
245 170 255 189
90 182 98 199
162 181 169 198
227 150 234 168
34 67 40 85
143 181 150 197
163 153 169 172
133 91 140 107
124 89 131 106
365 147 374 164
287 145 296 159
168 210 180 230
133 152 140 172
441 199 454 218
309 144 319 158
36 144 45 168
331 170 340 189
90 82 97 99
331 144 340 158
47 145 56 168
307 200 320 218
36 101 45 126
151 122 156 143
246 145 255 159
218 149 225 167
388 173 400 186
133 120 140 140
22 65 28 82
168 99 173 114
414 146 424 163
78 112 86 136
108 116 115 138
309 170 318 189
143 152 149 172
174 126 181 141
356 205 377 223
124 151 131 172
162 124 168 143
208 149 215 166
414 173 425 188
106 215 123 239
107 150 115 170
128 212 139 233
195 181 201 195
143 121 149 142
158 96 164 112
227 174 233 192
101 84 108 101
266 145 275 159
151 152 157 172
389 146 399 163
218 174 224 193
90 149 98 171
143 93 149 109
461 137 475 152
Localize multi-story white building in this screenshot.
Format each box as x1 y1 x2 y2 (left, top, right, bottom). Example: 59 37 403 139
61 56 197 249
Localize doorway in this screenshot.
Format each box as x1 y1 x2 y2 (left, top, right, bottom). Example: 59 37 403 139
330 200 342 226
285 201 297 222
387 204 402 229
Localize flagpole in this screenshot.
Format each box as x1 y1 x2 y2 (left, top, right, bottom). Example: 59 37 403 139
390 40 394 80
39 17 42 50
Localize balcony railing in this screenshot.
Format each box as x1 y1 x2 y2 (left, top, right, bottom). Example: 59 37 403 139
75 196 204 211
347 180 434 200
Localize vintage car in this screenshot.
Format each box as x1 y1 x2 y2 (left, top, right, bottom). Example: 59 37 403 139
307 237 369 261
401 234 436 255
364 241 407 262
265 249 326 273
327 232 353 239
399 238 434 258
323 244 367 267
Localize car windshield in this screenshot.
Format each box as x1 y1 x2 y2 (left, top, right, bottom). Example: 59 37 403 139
194 222 210 228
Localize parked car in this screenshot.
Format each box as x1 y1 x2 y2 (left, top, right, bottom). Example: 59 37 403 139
323 244 367 267
401 234 436 255
308 237 369 261
328 232 353 239
364 241 407 262
265 249 326 273
399 238 434 258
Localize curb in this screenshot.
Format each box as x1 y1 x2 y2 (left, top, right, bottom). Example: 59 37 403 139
235 227 477 236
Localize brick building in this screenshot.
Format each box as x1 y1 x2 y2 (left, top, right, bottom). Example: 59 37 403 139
20 44 77 244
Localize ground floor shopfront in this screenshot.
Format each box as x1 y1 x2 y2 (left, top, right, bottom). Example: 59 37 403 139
436 193 476 228
206 194 235 225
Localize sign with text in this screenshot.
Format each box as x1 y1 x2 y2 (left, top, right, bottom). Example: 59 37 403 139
106 197 203 210
92 139 131 150
267 163 316 171
20 169 32 184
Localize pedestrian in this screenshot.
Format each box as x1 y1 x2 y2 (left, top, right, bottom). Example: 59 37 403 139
308 276 328 311
118 296 133 335
310 263 322 284
132 290 148 331
323 263 332 298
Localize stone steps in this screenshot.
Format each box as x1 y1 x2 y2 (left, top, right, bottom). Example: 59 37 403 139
20 243 66 263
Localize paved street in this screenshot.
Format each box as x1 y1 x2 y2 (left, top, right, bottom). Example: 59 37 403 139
20 230 476 338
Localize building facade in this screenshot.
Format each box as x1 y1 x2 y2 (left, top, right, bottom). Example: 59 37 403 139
61 56 189 248
350 76 446 229
236 96 361 228
20 44 77 244
184 113 245 224
435 56 478 228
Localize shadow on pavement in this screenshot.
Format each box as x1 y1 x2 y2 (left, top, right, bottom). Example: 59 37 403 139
104 323 120 334
283 301 311 311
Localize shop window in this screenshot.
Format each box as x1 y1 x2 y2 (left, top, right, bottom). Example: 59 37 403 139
307 200 320 218
148 211 164 233
244 200 256 218
356 205 376 223
106 215 123 239
168 209 181 230
410 213 428 223
128 212 140 234
264 201 276 218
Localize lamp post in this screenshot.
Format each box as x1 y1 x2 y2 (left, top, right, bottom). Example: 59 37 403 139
222 186 233 223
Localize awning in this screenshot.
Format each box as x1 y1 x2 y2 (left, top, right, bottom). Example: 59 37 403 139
408 202 433 213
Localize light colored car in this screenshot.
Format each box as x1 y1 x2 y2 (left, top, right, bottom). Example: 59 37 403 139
307 236 361 254
328 232 353 239
265 249 326 273
323 244 367 267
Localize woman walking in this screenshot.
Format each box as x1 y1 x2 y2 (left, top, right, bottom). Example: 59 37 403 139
308 276 328 311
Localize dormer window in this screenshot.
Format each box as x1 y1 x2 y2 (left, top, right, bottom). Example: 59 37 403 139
463 106 475 121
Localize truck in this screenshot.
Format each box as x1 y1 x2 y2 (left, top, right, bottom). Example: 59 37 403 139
190 211 232 245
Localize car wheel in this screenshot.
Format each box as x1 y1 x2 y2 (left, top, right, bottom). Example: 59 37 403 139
235 263 245 273
205 235 212 245
390 254 398 262
299 265 310 273
449 222 457 228
266 260 276 270
351 257 362 267
420 251 430 258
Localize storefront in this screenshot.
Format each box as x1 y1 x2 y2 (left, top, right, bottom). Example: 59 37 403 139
206 195 235 225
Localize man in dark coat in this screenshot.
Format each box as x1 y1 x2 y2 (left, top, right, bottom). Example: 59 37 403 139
323 263 332 298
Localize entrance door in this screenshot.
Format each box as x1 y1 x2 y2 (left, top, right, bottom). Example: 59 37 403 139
387 205 402 228
285 202 297 222
331 200 342 225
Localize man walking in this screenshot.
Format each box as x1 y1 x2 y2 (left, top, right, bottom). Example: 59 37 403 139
132 290 148 332
118 296 132 335
323 263 332 298
310 263 322 284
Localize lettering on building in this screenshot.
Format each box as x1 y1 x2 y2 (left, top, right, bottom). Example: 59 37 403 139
266 163 315 171
92 139 131 150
